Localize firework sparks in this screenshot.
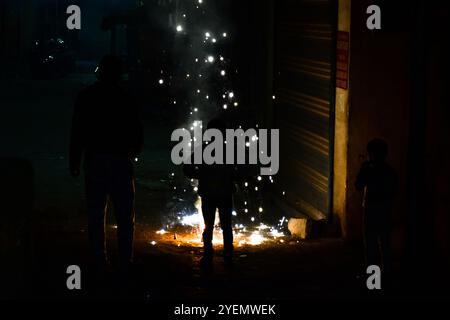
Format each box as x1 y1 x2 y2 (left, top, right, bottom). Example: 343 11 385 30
148 0 289 251
151 196 288 249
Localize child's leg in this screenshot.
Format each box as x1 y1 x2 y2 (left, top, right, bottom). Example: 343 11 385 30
218 197 234 259
201 198 216 257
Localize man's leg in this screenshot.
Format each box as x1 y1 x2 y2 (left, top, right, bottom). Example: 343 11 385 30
218 197 234 263
201 198 216 261
110 157 135 268
84 157 109 269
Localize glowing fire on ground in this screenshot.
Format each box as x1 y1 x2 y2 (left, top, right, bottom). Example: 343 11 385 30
149 198 287 248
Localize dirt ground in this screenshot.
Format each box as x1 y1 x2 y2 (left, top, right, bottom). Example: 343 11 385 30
0 76 444 302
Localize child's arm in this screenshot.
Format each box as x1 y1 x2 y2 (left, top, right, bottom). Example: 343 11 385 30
232 164 259 182
183 163 200 179
355 161 371 191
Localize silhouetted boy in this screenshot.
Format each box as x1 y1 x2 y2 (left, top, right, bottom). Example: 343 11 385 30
355 138 396 273
70 55 143 272
183 119 237 267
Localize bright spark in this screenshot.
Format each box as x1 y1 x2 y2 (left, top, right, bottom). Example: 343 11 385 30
271 229 284 238
248 232 265 245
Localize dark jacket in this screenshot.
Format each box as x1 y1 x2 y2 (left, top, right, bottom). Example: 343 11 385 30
183 143 243 199
355 161 397 214
70 81 143 172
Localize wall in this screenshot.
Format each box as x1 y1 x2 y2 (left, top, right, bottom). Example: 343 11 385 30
0 0 39 77
346 0 412 254
346 1 450 268
423 4 450 264
332 0 351 237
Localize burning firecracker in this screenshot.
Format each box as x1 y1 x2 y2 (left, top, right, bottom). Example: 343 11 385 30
146 0 288 247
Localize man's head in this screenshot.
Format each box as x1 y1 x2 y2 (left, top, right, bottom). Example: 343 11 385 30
367 138 388 163
96 55 123 83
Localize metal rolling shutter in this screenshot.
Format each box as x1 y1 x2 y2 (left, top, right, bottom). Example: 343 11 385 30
274 0 337 220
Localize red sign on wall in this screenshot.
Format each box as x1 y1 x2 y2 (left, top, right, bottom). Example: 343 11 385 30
336 31 349 90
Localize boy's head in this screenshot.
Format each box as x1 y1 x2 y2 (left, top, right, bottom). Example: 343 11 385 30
367 138 388 163
207 118 227 135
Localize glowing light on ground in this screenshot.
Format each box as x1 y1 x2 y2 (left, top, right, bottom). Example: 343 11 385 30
149 197 288 249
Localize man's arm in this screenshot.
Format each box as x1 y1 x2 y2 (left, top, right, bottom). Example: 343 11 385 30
130 98 144 158
69 93 85 177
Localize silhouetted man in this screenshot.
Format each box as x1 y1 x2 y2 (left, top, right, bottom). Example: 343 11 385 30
70 55 143 273
355 138 396 274
183 119 237 267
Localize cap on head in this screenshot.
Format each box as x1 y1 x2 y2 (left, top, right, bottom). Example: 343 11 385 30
97 55 123 82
